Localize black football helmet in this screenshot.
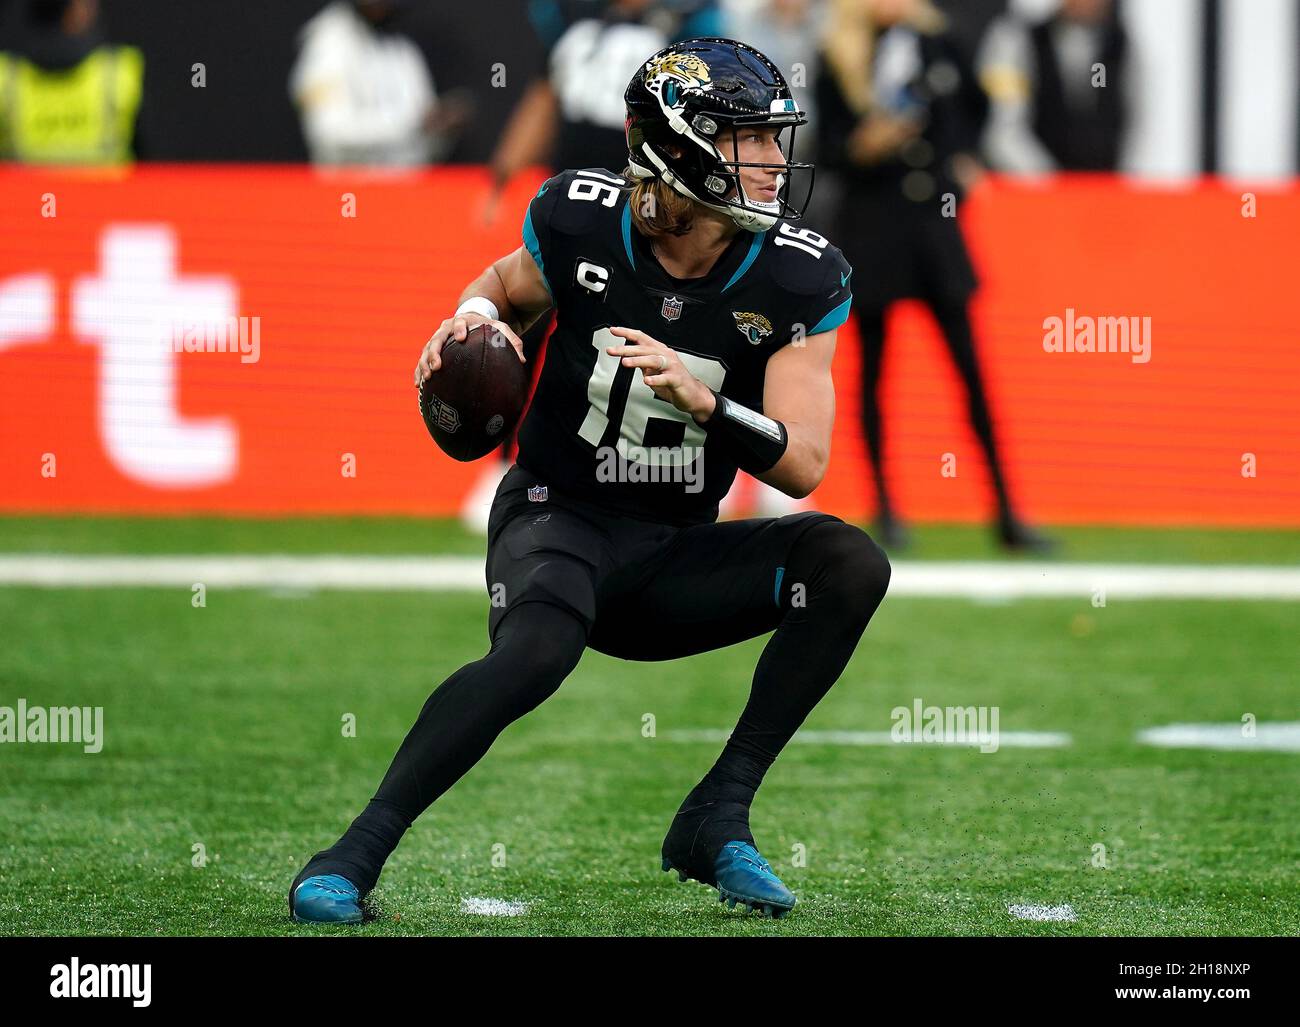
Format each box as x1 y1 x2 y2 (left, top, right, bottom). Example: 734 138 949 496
624 37 814 232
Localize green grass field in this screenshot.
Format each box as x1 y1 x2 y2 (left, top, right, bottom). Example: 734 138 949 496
1 517 1297 936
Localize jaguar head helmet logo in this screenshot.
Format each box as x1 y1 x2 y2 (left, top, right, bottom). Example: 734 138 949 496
644 52 712 109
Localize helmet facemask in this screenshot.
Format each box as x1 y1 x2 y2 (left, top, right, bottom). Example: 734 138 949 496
697 115 815 229
625 41 816 233
628 107 814 233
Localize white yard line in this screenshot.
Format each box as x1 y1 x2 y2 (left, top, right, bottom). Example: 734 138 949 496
667 724 1300 754
459 897 530 917
0 555 478 591
1137 722 1300 752
1008 904 1077 923
893 562 1300 600
0 555 1296 600
665 729 1072 748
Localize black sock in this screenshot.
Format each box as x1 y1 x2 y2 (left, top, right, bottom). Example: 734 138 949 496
296 799 411 897
664 779 756 883
685 728 772 812
673 727 780 857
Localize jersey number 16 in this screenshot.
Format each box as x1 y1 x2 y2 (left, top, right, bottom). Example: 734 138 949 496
578 328 726 467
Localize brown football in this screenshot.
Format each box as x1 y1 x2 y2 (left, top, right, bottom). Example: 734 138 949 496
417 322 529 462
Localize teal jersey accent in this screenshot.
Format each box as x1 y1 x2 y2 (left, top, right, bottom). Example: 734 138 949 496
621 200 636 269
810 295 852 335
522 207 553 297
721 230 767 293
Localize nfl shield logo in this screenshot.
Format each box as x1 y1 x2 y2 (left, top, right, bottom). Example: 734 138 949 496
527 485 548 503
660 296 683 321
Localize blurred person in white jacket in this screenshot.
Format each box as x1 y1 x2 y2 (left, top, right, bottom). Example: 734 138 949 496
290 0 467 166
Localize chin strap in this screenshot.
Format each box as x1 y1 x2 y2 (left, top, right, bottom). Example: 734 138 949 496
635 143 777 233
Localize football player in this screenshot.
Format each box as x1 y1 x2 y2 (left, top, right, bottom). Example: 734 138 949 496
290 37 890 924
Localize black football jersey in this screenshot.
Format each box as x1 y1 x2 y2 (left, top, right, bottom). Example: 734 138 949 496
515 167 853 525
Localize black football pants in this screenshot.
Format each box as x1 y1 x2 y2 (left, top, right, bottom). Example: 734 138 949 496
303 465 891 895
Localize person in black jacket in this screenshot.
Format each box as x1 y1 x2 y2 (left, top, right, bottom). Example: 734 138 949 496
980 0 1129 174
815 0 1051 552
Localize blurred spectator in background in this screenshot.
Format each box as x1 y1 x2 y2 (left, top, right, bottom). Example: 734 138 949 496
290 0 470 167
484 0 724 218
816 0 1051 552
0 0 144 164
721 0 822 161
978 0 1129 174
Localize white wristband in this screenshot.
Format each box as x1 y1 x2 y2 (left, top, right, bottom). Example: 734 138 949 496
455 296 499 322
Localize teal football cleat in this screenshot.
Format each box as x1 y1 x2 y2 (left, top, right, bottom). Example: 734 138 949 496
713 841 797 917
290 873 364 925
662 839 796 919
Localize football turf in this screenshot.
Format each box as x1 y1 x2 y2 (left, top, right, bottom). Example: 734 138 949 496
4 514 1299 563
0 518 1297 936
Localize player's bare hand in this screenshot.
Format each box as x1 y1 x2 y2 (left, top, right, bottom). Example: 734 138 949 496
415 314 524 386
607 326 716 421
